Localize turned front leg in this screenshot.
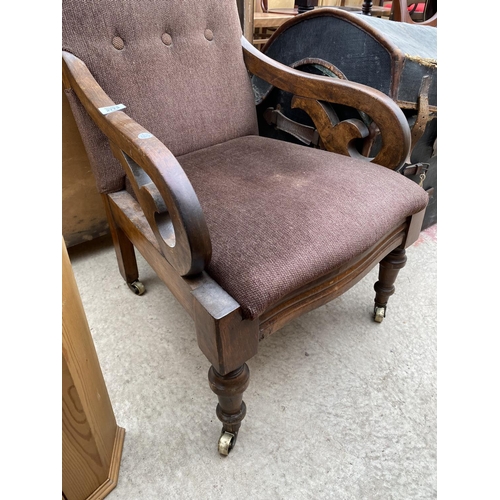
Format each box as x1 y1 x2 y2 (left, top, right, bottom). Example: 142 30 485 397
373 247 407 322
208 363 250 455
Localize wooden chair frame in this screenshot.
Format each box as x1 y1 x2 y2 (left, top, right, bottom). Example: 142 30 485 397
63 35 425 456
391 0 437 26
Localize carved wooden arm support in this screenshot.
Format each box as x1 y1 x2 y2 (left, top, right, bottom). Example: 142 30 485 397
242 36 411 170
62 51 211 276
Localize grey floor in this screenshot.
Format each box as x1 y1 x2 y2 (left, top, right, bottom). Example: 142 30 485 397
68 223 437 500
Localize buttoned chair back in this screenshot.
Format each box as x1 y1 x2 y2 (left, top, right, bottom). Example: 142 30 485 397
63 0 258 193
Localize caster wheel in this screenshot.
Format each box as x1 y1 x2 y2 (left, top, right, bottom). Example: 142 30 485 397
128 280 145 296
374 306 386 323
218 431 236 456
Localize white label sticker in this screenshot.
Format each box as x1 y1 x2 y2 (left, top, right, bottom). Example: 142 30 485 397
98 103 126 115
138 132 153 139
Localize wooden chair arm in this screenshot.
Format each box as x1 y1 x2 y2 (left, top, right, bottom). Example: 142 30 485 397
62 51 211 277
242 36 411 170
392 0 437 26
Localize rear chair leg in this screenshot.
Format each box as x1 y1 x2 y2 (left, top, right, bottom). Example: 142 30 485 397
102 195 144 295
373 247 407 322
208 363 250 456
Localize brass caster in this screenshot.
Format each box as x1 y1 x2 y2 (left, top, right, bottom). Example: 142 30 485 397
218 431 236 456
128 280 145 296
374 306 386 323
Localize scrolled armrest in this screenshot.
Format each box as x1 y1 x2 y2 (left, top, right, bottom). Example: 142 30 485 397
62 51 211 276
242 36 411 170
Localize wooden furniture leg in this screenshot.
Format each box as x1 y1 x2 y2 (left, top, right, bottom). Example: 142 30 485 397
102 195 144 295
362 0 374 15
373 247 407 322
296 0 318 14
208 363 250 456
62 238 125 499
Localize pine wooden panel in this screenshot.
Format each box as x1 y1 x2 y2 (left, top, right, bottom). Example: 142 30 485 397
62 239 125 500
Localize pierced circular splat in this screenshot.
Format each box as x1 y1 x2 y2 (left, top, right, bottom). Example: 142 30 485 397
116 149 211 277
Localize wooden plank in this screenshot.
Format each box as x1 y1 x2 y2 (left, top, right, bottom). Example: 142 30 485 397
236 0 255 41
62 89 109 248
62 356 105 499
62 238 125 500
254 12 294 28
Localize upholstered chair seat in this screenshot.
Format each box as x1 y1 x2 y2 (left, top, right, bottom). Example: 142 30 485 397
177 136 428 319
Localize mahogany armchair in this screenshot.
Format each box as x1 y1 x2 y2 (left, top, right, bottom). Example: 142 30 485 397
62 0 428 456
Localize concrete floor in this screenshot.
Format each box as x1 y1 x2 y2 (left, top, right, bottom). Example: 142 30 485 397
68 224 437 500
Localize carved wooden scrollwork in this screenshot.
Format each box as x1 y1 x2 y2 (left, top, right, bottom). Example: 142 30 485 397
62 51 212 277
242 36 411 170
291 96 370 160
110 145 211 276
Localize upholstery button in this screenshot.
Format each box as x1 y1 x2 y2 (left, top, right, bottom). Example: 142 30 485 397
161 33 172 46
112 36 124 50
204 29 214 41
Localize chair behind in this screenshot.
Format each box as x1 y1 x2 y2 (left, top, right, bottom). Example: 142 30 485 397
389 0 437 26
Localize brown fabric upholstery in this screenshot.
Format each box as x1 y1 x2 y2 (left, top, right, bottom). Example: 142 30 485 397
62 0 258 193
178 136 429 320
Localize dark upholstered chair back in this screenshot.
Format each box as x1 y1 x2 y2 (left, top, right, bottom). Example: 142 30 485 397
63 0 259 193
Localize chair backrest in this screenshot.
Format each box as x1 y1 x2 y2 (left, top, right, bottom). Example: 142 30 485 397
62 0 259 194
